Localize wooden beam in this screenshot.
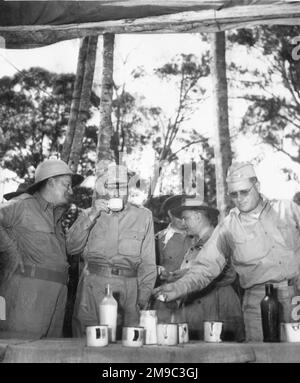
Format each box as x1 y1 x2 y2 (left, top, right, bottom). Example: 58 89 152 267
1 3 300 48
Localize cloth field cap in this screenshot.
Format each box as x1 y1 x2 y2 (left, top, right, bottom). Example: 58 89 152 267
106 164 128 187
96 163 133 186
7 159 84 197
95 162 135 195
226 162 256 190
172 196 219 219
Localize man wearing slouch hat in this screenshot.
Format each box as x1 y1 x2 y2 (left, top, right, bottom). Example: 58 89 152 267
154 162 300 341
67 162 156 338
0 159 83 337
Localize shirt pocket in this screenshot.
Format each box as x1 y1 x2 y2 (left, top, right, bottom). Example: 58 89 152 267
119 230 144 256
22 212 55 247
88 226 107 254
277 222 297 249
231 231 268 265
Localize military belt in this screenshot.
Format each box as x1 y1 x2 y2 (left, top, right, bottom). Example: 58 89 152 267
17 264 69 285
88 262 137 278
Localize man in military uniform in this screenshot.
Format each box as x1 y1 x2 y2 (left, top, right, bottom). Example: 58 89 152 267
154 162 300 341
156 195 192 274
67 163 156 337
0 159 83 337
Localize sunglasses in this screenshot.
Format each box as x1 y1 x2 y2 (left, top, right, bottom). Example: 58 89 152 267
228 184 255 199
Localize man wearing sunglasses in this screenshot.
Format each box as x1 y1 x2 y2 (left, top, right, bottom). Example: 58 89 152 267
154 161 300 341
67 163 156 338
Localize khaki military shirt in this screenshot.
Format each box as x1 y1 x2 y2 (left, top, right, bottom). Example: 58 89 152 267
0 192 68 273
66 202 156 304
171 198 300 297
156 225 192 272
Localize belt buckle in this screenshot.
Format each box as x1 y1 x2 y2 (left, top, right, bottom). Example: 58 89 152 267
111 267 120 276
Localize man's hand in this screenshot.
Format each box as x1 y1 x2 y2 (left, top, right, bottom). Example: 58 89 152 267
152 283 181 302
89 199 109 221
162 268 188 283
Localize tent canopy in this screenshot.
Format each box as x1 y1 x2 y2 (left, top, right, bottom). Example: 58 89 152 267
1 1 300 48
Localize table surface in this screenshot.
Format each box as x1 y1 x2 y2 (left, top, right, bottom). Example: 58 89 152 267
1 336 300 363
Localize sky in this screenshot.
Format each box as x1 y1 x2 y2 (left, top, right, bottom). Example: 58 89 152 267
1 33 300 201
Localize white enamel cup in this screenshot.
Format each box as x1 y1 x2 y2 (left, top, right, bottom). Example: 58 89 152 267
204 321 223 343
157 323 178 346
86 325 109 347
178 322 189 344
122 326 144 347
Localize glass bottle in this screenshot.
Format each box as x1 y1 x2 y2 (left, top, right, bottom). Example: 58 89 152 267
99 284 118 342
139 310 158 345
260 283 280 342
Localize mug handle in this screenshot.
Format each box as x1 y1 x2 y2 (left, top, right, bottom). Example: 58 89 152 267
96 328 101 339
133 329 139 341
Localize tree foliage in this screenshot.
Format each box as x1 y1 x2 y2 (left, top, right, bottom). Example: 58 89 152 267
228 26 300 164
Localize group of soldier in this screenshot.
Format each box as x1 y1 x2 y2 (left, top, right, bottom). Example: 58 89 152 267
0 158 300 343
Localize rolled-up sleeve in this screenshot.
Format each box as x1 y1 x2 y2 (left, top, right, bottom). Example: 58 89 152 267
168 224 228 299
66 209 96 256
137 211 157 306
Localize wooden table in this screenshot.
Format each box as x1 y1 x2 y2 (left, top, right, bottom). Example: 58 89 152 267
1 337 300 363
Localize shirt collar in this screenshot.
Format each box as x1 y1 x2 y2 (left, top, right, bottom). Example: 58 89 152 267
34 191 53 212
33 191 66 220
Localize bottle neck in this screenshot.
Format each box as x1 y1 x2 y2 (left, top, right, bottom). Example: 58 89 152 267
265 283 274 296
105 284 112 296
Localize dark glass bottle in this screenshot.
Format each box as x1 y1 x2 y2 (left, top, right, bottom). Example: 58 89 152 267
260 283 280 342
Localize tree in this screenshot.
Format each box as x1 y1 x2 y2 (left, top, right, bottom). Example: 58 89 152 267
139 53 215 200
68 35 98 173
0 67 74 179
210 31 232 218
0 66 98 182
228 26 300 166
61 36 89 163
97 33 115 164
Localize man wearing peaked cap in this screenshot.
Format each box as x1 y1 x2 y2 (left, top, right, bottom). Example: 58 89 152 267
153 195 193 323
67 162 156 338
154 161 300 342
157 195 192 273
0 158 83 337
157 196 244 341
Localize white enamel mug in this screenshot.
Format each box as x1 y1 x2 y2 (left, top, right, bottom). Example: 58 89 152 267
122 326 144 347
204 321 223 343
157 323 178 346
282 322 300 342
107 198 123 212
86 325 109 347
178 322 189 344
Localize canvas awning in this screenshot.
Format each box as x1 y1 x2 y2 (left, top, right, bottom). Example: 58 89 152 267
1 0 300 48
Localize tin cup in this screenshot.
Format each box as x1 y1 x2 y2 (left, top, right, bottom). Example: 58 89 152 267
107 198 123 212
86 325 109 347
282 322 300 342
204 321 223 343
178 322 189 344
122 326 144 347
157 323 178 346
